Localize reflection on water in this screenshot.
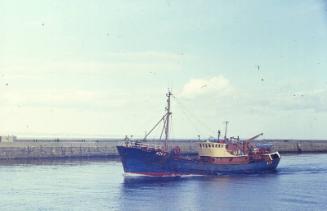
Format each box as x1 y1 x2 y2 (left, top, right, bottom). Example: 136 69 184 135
120 173 282 211
0 154 326 210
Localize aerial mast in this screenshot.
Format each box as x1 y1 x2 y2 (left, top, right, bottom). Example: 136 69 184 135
164 91 172 151
224 121 229 141
217 130 221 142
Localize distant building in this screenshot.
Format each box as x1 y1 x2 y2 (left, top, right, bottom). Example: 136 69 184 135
0 135 17 143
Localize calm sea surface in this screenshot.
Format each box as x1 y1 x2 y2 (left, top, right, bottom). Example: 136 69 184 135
0 154 326 211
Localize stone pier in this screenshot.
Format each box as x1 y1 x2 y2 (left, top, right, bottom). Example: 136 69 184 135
0 138 326 160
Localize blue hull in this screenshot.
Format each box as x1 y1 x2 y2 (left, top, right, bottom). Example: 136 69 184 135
117 146 280 176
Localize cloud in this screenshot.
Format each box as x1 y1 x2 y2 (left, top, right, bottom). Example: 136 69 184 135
179 75 234 98
0 51 185 78
0 89 98 107
177 76 327 114
233 87 327 114
269 89 327 112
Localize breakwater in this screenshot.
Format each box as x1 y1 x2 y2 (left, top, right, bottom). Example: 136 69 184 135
0 138 326 160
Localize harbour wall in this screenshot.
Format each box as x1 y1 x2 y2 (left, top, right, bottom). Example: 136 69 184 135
0 138 326 159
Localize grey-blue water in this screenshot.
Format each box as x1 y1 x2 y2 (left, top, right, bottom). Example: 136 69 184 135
0 154 326 211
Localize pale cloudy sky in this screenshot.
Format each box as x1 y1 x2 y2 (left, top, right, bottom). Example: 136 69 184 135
1 0 327 139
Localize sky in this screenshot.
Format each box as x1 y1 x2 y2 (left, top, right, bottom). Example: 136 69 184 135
1 0 327 139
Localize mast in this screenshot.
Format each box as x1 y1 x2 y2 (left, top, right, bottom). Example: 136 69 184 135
224 121 229 141
217 130 221 142
164 91 172 151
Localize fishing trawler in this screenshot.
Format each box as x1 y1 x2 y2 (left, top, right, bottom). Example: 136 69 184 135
117 92 280 176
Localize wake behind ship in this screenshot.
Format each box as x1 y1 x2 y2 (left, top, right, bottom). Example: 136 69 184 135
117 92 280 176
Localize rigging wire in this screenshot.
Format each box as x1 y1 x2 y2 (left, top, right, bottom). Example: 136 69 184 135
173 103 203 137
170 112 174 139
143 113 167 140
159 117 167 140
172 95 216 136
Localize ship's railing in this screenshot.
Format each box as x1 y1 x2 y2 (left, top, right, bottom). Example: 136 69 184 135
124 141 164 151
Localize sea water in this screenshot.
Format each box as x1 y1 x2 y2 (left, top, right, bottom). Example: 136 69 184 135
0 154 326 210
